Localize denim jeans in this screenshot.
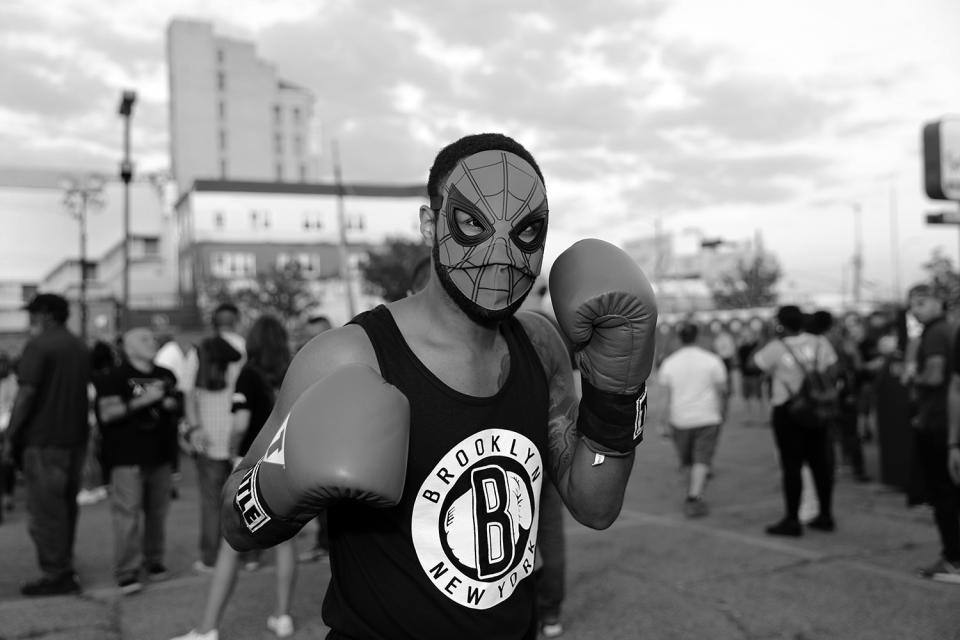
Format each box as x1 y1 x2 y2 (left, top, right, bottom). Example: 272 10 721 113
195 455 232 566
23 446 85 579
109 464 173 581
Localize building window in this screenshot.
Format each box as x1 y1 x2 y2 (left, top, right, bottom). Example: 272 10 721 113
217 48 224 64
214 211 225 229
276 163 283 181
276 252 290 269
219 129 227 151
143 238 159 256
263 211 271 228
250 210 258 229
219 158 227 178
299 163 307 182
293 135 302 156
292 107 301 124
274 132 283 155
218 100 225 120
302 212 322 230
211 252 256 278
273 104 281 125
217 71 225 91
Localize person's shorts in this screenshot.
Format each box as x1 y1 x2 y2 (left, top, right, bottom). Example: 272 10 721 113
742 374 763 399
671 423 720 466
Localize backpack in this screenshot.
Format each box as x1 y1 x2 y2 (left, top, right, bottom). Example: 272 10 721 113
780 338 839 429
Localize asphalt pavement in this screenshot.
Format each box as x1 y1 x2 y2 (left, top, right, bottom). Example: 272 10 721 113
1 386 958 640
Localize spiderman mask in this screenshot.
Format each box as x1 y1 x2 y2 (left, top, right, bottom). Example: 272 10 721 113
431 149 549 324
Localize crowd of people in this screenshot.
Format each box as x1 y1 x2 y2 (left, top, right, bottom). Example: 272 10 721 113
653 293 959 584
0 132 957 640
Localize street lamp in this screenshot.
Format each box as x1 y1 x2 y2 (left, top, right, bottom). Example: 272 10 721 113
62 175 106 341
118 89 137 330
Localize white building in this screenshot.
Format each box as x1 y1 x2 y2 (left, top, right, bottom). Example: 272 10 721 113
167 19 317 193
175 180 427 326
0 281 36 336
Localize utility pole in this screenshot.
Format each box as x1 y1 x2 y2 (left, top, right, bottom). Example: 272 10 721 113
332 140 357 319
118 90 136 330
889 182 901 301
62 176 105 341
852 203 863 306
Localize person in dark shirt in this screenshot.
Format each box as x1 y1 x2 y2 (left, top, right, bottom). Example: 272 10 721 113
907 284 960 583
1 293 90 596
95 327 182 594
172 314 296 640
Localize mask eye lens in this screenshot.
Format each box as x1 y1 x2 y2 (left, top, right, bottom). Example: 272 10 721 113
516 219 543 244
454 209 486 237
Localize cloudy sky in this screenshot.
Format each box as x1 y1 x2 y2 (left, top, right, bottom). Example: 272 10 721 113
1 0 959 302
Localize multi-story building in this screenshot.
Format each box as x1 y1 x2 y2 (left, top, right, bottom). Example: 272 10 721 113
175 179 427 326
167 19 317 193
0 281 37 348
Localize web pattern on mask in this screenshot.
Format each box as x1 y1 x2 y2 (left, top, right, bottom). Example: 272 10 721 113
436 152 547 305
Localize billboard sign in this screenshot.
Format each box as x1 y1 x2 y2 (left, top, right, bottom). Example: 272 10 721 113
924 118 960 201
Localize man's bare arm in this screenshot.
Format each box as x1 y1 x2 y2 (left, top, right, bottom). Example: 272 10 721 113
518 312 634 530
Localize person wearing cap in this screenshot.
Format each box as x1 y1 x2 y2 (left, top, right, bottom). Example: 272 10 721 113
1 293 91 596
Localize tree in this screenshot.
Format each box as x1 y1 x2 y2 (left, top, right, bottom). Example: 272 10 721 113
203 261 316 329
711 253 782 309
921 248 960 308
359 237 431 302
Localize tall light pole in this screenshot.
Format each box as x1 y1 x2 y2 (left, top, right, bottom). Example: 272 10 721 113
851 202 863 306
62 176 105 341
118 89 137 330
332 139 357 319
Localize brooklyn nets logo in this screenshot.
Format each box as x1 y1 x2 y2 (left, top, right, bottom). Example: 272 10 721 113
411 429 543 610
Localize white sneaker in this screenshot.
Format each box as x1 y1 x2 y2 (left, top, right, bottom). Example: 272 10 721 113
170 629 218 640
542 620 564 637
192 560 215 575
267 614 294 638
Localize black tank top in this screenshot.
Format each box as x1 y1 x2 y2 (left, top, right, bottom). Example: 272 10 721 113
323 305 549 640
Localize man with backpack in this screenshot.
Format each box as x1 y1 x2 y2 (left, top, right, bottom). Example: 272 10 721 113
182 302 245 572
753 305 838 537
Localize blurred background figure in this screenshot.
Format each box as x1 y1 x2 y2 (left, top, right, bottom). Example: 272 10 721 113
155 331 193 500
809 310 870 483
903 284 960 583
182 302 246 573
753 305 838 538
77 340 119 508
0 350 18 518
657 322 729 518
172 314 298 640
297 309 332 352
737 327 766 424
94 327 182 595
2 293 90 596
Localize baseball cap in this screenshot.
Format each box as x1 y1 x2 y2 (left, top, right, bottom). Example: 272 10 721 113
23 293 69 318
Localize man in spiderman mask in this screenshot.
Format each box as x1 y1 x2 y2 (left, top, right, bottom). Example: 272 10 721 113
221 133 658 639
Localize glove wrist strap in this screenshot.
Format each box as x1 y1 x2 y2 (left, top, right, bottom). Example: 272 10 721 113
577 379 647 453
233 461 303 547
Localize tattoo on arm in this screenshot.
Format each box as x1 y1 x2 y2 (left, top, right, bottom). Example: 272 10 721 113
548 392 579 484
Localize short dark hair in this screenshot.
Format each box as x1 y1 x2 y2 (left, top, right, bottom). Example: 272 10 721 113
212 302 239 329
907 283 938 301
678 323 699 345
427 133 545 211
808 310 834 335
777 305 805 333
307 314 331 327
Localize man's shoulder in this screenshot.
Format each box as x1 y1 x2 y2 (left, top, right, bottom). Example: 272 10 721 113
514 310 566 372
293 324 378 374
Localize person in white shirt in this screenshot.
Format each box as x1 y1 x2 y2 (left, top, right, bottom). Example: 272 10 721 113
181 303 246 571
753 305 838 538
658 322 729 517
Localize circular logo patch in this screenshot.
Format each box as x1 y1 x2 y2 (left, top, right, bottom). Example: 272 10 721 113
412 429 543 609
